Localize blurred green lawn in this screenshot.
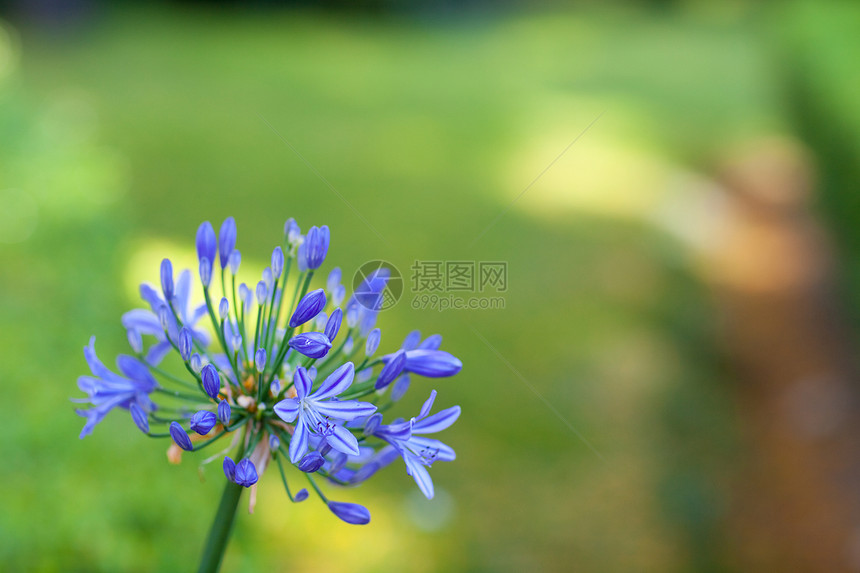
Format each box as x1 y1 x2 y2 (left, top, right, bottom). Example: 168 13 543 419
0 2 854 571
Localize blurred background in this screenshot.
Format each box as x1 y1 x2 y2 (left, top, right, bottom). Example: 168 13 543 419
1 0 859 571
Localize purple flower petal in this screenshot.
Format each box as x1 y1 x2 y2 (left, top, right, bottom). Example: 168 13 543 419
314 362 355 400
412 405 461 435
409 436 456 462
313 400 377 422
376 349 406 390
404 454 435 499
402 330 421 350
273 398 300 423
417 389 437 420
129 403 149 433
293 366 312 399
289 417 309 464
325 424 361 457
417 334 443 350
391 374 411 402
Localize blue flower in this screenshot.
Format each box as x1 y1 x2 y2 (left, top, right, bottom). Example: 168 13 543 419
273 363 377 463
418 334 442 350
121 269 209 365
372 390 460 499
74 337 158 439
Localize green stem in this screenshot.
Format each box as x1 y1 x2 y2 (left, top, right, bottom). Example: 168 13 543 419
196 479 244 573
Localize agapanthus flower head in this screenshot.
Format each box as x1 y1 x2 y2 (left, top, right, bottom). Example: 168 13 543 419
75 217 463 527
